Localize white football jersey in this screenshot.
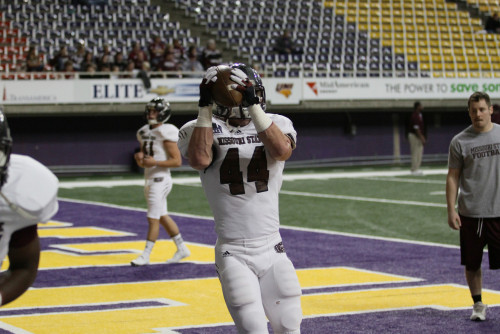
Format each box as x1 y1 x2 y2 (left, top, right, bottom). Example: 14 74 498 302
137 123 179 180
178 114 297 240
0 154 59 266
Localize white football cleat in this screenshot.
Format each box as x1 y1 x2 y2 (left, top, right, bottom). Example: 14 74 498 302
165 246 190 264
470 301 487 321
131 254 150 266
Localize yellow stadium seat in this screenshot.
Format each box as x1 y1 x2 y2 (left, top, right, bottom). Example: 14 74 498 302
445 71 456 78
432 63 444 71
419 54 431 62
407 55 418 62
456 62 468 71
469 62 480 71
420 62 431 71
444 62 456 71
442 48 453 55
457 71 469 78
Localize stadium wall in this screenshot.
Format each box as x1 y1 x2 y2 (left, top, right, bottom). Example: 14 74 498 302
6 107 470 175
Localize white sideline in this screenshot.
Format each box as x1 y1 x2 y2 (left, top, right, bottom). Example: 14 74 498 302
59 168 448 189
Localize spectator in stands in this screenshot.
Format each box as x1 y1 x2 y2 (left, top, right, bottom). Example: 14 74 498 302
128 41 148 70
25 46 44 72
71 40 87 71
274 30 295 56
172 38 185 63
181 45 204 77
274 30 302 57
407 101 426 175
200 39 223 70
160 52 181 78
148 34 166 71
113 49 127 71
63 60 75 79
51 45 70 72
80 50 97 72
485 13 500 34
98 54 114 71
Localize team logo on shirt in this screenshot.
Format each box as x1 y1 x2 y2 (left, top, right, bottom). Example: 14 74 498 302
470 143 500 159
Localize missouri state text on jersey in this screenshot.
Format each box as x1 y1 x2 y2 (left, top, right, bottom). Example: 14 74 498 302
178 114 297 240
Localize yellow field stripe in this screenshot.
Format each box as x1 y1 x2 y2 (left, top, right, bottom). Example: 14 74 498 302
38 227 132 238
0 269 489 334
302 284 500 316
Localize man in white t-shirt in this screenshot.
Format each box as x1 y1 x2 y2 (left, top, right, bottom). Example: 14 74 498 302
131 98 190 266
0 110 59 306
178 64 302 333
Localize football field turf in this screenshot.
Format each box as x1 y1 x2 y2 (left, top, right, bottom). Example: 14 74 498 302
1 166 499 333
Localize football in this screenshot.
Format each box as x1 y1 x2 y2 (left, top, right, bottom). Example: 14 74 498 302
210 65 243 108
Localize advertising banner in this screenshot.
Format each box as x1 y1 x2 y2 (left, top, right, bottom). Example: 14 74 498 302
3 77 500 105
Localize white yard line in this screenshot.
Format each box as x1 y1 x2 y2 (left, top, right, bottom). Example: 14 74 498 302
59 168 447 208
280 190 446 207
59 168 448 189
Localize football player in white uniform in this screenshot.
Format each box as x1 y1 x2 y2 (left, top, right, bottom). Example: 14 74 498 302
0 110 59 306
178 64 302 333
131 98 190 266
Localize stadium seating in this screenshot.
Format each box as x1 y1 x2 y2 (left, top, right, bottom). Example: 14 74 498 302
0 0 199 76
176 0 496 78
1 0 498 79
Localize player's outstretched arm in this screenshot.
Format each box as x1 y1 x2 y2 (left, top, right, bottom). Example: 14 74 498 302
231 69 293 161
249 105 293 161
188 68 217 170
0 225 40 306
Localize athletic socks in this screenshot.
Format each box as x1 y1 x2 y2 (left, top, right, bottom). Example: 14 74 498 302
172 233 185 249
143 240 155 257
472 295 482 304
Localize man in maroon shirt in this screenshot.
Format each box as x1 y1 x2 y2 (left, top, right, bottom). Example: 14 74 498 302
408 101 426 175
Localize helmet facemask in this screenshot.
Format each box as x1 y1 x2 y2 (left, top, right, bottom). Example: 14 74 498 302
145 98 172 125
213 63 266 121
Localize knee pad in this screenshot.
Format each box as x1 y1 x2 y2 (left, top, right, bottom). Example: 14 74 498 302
274 257 302 299
272 257 303 332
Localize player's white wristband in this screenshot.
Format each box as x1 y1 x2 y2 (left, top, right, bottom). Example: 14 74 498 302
196 106 213 128
248 104 272 133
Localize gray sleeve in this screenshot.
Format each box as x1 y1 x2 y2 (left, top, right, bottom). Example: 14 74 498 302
448 137 463 169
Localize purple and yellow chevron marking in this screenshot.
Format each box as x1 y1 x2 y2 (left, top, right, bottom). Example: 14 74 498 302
0 200 499 334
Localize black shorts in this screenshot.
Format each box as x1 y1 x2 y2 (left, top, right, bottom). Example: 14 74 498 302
460 215 500 271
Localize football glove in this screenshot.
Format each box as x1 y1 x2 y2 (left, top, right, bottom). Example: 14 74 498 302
230 69 260 107
198 67 217 107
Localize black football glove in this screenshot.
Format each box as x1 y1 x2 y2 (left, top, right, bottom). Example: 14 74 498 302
198 67 217 107
230 68 260 107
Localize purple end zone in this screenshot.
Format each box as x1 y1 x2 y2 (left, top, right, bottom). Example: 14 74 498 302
29 200 500 333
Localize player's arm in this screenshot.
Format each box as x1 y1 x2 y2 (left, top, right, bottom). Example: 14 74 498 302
143 141 182 168
231 69 294 161
0 225 40 306
187 67 217 170
187 122 214 170
134 150 145 168
445 167 461 230
415 126 426 145
249 105 293 161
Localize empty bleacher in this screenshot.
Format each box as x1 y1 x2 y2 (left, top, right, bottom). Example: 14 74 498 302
176 0 498 78
1 0 499 78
